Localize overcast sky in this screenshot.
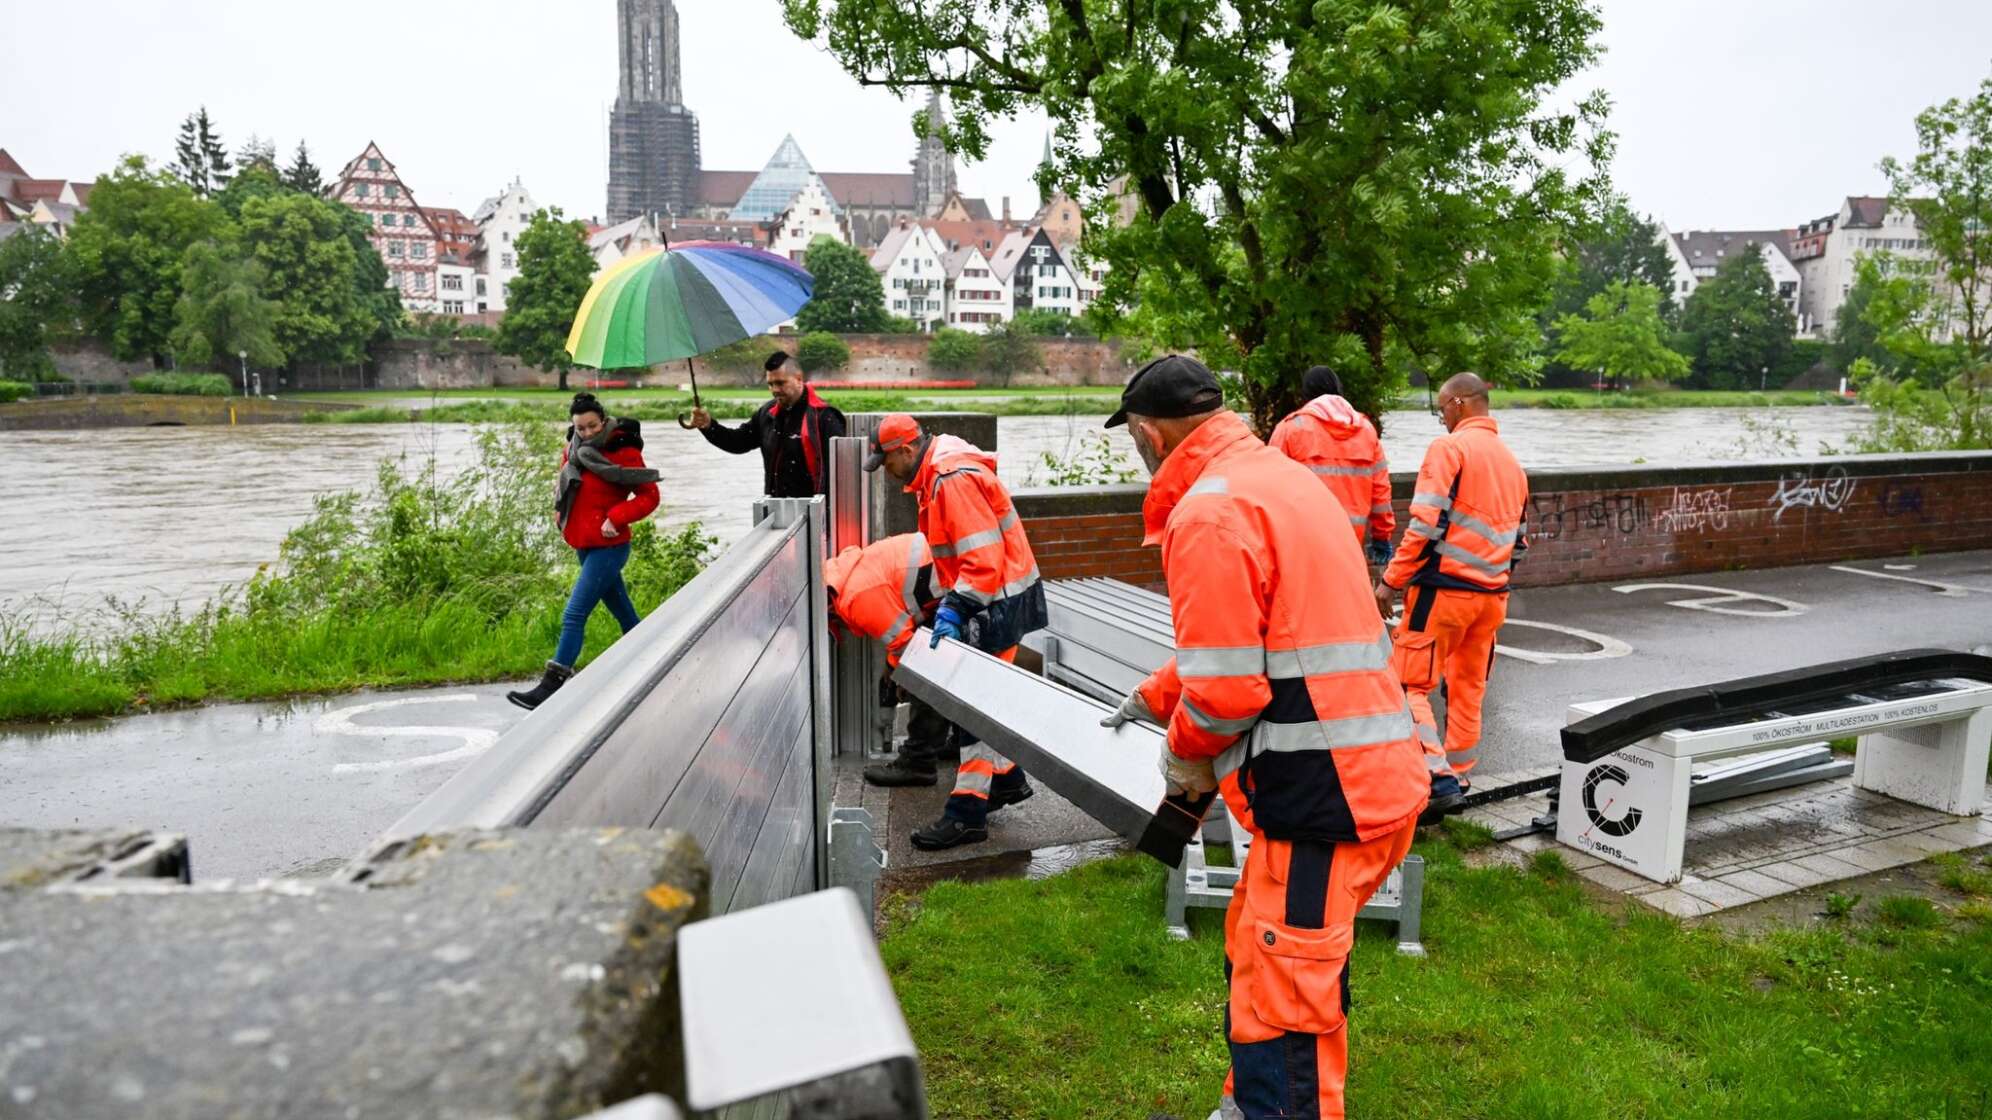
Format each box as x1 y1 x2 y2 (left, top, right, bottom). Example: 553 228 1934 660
3 1 1988 232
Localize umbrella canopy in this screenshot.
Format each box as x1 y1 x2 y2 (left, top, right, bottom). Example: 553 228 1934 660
564 241 814 370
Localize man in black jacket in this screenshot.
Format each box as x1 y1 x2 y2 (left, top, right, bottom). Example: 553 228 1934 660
690 350 847 498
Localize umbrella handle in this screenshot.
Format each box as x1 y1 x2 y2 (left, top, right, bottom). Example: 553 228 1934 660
677 357 703 430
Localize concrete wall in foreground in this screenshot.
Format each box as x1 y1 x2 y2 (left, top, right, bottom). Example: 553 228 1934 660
1014 452 1992 590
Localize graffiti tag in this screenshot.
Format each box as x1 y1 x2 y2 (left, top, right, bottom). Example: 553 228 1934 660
1769 467 1854 522
1877 481 1925 520
1653 487 1732 533
1528 492 1649 541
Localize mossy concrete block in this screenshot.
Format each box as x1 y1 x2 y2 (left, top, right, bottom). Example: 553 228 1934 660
0 827 709 1119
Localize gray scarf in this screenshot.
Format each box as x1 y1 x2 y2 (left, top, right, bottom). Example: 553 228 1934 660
556 418 661 529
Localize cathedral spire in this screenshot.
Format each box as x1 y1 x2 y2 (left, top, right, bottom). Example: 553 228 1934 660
911 89 956 219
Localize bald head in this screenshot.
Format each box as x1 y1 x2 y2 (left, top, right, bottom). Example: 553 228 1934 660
1436 372 1490 432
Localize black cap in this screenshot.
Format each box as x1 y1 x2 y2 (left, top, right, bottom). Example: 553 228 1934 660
1105 354 1224 428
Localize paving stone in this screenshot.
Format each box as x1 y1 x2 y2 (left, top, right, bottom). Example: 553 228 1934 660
1832 842 1919 872
1578 862 1654 893
1787 852 1871 883
1852 834 1949 867
1716 868 1797 899
1752 858 1841 889
1504 832 1553 853
1919 820 1992 850
1641 887 1721 918
1892 829 1964 856
1676 876 1763 909
1555 847 1604 870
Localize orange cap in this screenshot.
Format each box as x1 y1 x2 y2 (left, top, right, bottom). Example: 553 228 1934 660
863 414 924 471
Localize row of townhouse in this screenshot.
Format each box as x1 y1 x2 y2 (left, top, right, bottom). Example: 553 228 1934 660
870 209 1105 334
1660 195 1944 340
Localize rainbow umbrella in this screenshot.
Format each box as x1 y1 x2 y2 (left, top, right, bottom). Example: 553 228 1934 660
564 240 814 423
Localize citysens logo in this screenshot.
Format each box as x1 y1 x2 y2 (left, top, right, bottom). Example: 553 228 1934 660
1582 763 1642 838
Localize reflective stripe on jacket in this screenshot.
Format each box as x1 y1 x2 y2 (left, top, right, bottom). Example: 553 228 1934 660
1267 394 1393 545
907 435 1047 650
1131 411 1429 842
823 533 934 668
1382 415 1529 593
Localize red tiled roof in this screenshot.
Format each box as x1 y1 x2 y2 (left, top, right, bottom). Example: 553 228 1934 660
922 218 1012 254
69 181 94 207
697 170 757 206
0 149 26 178
13 179 66 203
1844 196 1890 228
821 171 915 208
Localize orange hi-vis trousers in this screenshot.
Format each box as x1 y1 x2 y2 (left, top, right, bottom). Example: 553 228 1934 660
942 646 1023 825
1390 584 1507 782
1220 796 1417 1120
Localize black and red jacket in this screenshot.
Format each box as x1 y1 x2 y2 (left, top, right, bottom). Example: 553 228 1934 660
698 385 847 498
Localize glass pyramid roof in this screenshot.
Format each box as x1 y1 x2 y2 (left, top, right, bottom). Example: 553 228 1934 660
728 134 840 222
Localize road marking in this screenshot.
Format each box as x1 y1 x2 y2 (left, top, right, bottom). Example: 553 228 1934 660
319 694 501 774
1494 619 1634 665
1830 564 1989 597
1612 583 1808 617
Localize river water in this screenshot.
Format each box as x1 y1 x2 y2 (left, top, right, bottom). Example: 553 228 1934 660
0 407 1873 615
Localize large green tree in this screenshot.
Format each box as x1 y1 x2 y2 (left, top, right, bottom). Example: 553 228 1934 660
496 208 596 390
1881 70 1992 370
1552 281 1688 389
171 107 232 198
795 235 888 333
169 240 284 373
1676 249 1793 389
283 141 326 196
0 226 74 380
64 156 228 364
235 192 382 365
785 0 1611 427
1829 257 1901 376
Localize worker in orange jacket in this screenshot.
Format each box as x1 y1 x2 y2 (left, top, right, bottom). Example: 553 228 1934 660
1267 365 1394 568
823 533 956 788
866 415 1049 850
1099 356 1428 1120
1376 372 1529 821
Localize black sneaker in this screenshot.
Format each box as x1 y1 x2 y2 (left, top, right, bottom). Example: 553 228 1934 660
987 780 1034 813
911 816 988 851
864 758 939 787
1418 792 1466 827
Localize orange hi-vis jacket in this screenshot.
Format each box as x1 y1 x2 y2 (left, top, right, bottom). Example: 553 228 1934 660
1382 415 1529 593
907 435 1045 647
1128 411 1430 842
823 534 935 669
1267 393 1394 545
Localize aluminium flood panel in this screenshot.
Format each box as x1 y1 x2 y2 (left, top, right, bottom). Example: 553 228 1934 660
897 631 1170 843
680 887 925 1114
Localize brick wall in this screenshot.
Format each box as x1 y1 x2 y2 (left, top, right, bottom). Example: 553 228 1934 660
1013 452 1992 590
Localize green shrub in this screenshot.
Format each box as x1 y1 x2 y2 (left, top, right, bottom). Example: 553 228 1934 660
130 372 233 396
796 332 851 373
1539 392 1581 409
926 327 982 373
0 379 32 403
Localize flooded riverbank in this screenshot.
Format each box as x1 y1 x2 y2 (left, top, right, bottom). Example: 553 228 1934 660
0 407 1874 613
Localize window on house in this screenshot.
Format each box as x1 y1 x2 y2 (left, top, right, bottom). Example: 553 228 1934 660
501 253 514 268
443 274 462 291
475 278 487 295
386 185 400 199
502 231 510 243
356 183 369 198
893 299 906 310
412 243 428 258
415 273 428 290
367 157 381 171
388 241 405 257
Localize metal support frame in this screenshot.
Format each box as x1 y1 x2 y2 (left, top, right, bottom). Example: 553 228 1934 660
1165 803 1427 956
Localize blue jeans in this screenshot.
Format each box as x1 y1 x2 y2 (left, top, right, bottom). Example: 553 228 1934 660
553 544 640 667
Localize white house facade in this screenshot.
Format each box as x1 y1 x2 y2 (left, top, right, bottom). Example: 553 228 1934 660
767 179 848 263
472 177 538 314
1790 196 1937 340
871 221 949 330
942 245 1011 331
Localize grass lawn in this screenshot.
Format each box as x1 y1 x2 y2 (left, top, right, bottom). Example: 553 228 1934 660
879 836 1992 1119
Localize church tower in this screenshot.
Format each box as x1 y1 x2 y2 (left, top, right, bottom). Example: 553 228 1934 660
910 89 957 219
606 0 702 223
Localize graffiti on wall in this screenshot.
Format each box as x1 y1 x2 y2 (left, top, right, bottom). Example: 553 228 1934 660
1652 487 1733 533
1528 492 1650 540
1769 466 1855 522
1877 480 1926 520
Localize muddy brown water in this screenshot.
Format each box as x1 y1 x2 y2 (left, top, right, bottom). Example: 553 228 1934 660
0 408 1873 614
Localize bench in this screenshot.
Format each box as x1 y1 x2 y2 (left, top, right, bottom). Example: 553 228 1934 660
1557 650 1992 884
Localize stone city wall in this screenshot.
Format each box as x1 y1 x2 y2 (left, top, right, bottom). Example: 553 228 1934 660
1014 452 1992 591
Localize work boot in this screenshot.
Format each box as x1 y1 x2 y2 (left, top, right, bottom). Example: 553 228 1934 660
986 777 1034 813
506 661 574 711
1419 772 1466 827
864 756 939 787
911 816 988 851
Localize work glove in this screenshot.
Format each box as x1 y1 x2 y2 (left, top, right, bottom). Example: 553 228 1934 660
1365 537 1392 567
1098 689 1153 730
1159 746 1218 797
928 605 966 648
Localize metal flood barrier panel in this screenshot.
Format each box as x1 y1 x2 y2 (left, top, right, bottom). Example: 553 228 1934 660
378 498 834 915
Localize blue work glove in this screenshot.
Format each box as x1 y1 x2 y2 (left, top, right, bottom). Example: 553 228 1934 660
929 605 967 648
1365 537 1392 567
